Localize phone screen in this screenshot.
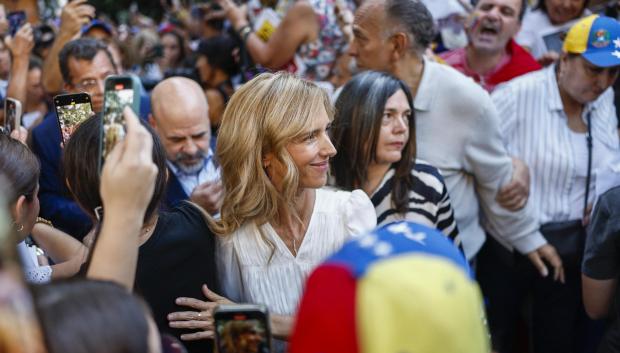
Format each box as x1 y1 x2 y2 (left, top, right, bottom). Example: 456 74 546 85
4 99 18 133
102 81 134 161
215 314 270 353
8 11 26 37
55 95 93 144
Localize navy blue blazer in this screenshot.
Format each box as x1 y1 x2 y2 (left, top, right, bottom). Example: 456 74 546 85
164 168 188 209
163 136 218 209
31 111 92 239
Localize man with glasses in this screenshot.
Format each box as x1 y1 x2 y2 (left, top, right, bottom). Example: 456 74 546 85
30 38 120 239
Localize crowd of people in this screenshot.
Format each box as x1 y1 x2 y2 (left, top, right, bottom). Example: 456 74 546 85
2 0 620 352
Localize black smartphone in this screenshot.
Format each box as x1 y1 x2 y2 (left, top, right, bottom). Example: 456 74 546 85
4 98 22 133
54 93 93 144
99 75 141 168
214 304 271 353
7 11 26 37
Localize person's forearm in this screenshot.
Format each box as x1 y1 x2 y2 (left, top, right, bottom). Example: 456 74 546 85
7 53 29 104
245 33 279 68
31 223 87 263
50 258 83 279
42 31 75 94
86 211 142 290
271 314 294 340
234 2 312 70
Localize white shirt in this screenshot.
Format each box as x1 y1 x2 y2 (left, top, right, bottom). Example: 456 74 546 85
17 241 51 284
216 188 376 316
567 129 599 220
167 148 220 196
415 59 546 259
492 65 620 224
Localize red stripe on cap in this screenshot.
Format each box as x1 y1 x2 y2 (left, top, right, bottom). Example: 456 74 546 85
289 264 359 353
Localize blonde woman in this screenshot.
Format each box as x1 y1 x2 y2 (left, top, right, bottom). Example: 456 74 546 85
168 72 376 346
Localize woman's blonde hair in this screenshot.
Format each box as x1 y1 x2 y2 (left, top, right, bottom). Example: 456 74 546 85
211 72 332 236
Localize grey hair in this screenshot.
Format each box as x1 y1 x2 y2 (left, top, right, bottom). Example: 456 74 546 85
384 0 436 54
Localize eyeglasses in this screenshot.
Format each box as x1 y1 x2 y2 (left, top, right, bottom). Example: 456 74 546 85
73 78 103 91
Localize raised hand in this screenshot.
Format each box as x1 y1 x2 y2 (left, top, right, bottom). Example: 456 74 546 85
59 0 96 39
5 23 33 58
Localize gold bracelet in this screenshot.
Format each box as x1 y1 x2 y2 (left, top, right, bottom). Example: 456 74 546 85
35 217 53 227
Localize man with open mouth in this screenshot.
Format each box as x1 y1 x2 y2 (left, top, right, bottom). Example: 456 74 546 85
440 0 541 93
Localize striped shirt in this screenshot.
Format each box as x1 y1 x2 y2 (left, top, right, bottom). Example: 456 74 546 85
492 65 620 224
371 160 460 245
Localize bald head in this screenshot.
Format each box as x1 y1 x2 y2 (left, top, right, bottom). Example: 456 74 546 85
149 77 211 172
151 77 208 123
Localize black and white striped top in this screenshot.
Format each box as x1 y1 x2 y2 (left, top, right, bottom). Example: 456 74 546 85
370 160 460 244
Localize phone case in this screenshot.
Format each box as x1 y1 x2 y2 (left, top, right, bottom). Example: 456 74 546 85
214 304 271 353
99 74 142 171
54 93 93 144
4 98 22 133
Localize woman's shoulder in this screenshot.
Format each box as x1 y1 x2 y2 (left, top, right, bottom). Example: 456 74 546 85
163 201 213 232
411 159 448 195
316 188 377 234
316 187 370 208
412 159 444 180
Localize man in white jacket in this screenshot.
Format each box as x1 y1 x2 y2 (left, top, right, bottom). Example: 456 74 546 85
348 0 563 278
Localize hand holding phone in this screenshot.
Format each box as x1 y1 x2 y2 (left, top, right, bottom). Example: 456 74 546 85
6 22 34 58
54 93 94 144
7 11 26 37
100 75 142 168
214 304 271 353
59 0 96 36
4 98 22 134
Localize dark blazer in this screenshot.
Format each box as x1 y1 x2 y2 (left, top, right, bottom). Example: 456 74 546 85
31 111 92 239
163 169 189 210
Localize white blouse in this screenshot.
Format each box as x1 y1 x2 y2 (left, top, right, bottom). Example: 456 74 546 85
17 241 52 284
216 188 376 315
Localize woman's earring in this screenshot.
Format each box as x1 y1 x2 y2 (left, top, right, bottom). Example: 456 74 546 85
14 223 24 232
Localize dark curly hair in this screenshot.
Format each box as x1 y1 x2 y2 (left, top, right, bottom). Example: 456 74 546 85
196 35 239 77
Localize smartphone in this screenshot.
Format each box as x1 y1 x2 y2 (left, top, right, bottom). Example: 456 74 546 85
4 98 22 133
214 304 271 353
54 93 94 144
100 75 141 168
7 11 26 37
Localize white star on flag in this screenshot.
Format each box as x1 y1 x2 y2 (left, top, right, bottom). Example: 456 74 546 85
386 223 426 245
614 37 620 48
613 50 620 59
